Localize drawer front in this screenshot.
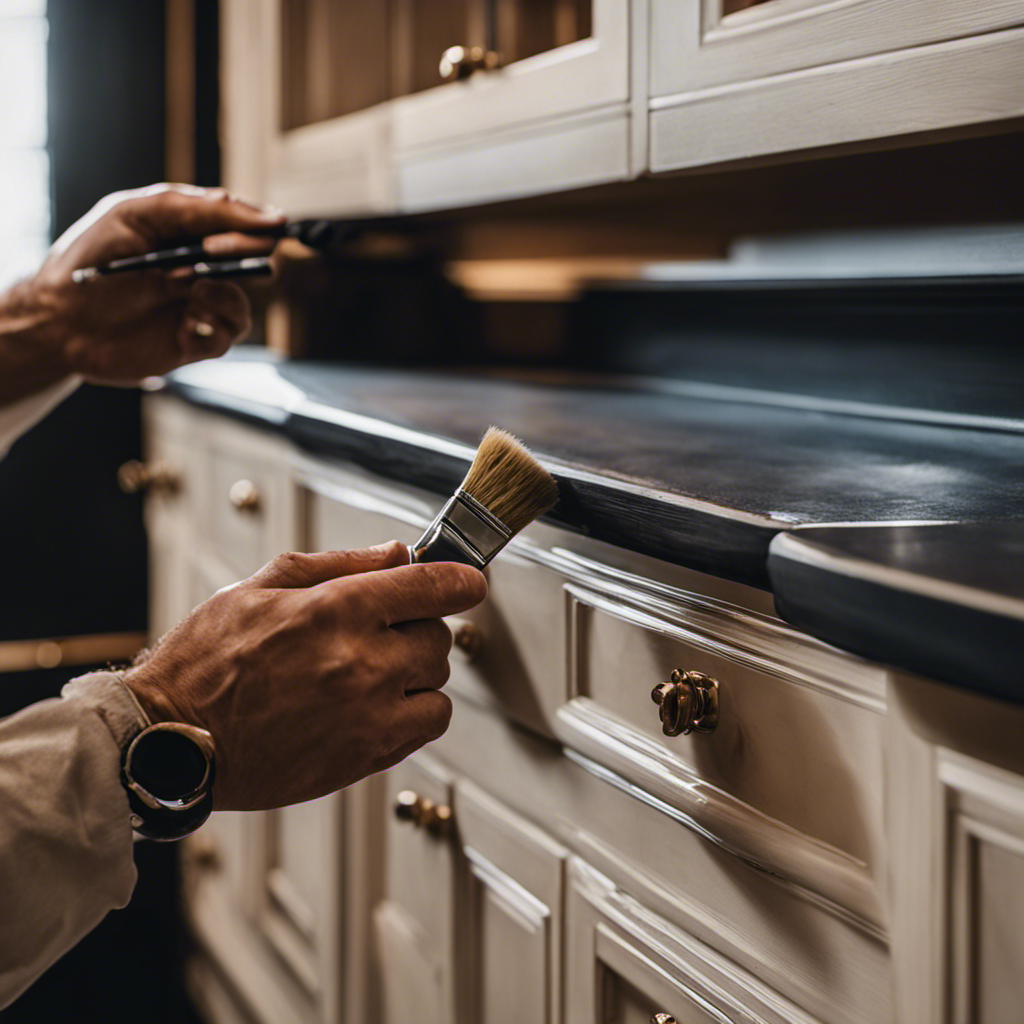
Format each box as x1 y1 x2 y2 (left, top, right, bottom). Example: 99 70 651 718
558 583 888 925
566 858 811 1024
208 447 277 579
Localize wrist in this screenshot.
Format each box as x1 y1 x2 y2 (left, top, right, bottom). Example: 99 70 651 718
0 276 73 403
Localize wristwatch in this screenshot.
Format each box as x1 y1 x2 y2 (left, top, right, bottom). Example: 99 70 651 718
121 721 216 841
62 671 216 842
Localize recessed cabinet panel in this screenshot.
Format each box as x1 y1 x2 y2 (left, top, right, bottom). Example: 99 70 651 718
566 858 808 1024
563 584 886 865
945 754 1024 1024
456 779 566 1024
649 0 1024 172
376 756 457 1023
651 0 1024 96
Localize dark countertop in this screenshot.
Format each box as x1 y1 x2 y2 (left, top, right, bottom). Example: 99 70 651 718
166 352 1024 705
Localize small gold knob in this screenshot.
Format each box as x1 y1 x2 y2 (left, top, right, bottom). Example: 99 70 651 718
651 669 719 736
187 834 221 872
651 1015 677 1024
393 790 453 835
118 459 180 495
394 790 422 823
423 802 454 837
228 478 261 512
452 622 484 662
439 45 501 82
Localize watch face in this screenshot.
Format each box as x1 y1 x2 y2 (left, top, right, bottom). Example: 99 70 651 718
130 729 210 801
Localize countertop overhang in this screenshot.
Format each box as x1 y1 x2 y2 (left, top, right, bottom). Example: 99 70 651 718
164 352 1024 706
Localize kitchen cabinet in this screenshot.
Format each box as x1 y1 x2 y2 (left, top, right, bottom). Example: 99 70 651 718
144 393 1024 1024
648 0 1024 172
220 0 629 216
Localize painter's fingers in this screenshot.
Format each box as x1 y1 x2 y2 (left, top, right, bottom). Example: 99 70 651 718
250 542 411 589
334 561 487 628
175 279 250 364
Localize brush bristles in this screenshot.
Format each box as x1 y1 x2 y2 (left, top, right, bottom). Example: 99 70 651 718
460 427 559 535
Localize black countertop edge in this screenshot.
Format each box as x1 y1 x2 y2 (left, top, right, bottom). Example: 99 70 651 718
165 375 779 589
768 532 1024 706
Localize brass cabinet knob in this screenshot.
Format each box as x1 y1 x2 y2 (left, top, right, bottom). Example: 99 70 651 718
118 459 180 495
439 45 501 82
228 478 261 512
651 669 719 736
452 621 484 662
393 790 453 836
651 1015 677 1024
187 834 221 872
394 790 422 822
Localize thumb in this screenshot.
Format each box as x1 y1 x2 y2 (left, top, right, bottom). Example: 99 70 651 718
249 541 411 589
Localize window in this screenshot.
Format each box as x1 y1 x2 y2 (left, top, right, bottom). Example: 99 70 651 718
0 0 50 291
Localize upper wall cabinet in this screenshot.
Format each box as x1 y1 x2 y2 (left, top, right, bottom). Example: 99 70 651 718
220 0 630 217
648 0 1024 173
391 0 630 211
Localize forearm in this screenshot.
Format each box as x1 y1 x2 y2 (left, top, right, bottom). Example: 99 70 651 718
0 675 139 1009
0 276 70 408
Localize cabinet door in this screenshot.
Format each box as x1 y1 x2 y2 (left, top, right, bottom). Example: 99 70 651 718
566 858 816 1024
374 756 458 1024
455 779 566 1024
252 795 345 1021
649 0 1024 172
393 0 630 211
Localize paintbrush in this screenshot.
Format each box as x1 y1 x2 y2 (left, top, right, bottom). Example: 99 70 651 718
410 427 559 568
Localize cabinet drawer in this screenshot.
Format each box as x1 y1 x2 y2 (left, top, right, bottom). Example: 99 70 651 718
558 582 888 923
207 448 277 579
566 857 811 1024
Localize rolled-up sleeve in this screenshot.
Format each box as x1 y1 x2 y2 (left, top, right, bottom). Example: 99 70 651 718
0 673 140 1008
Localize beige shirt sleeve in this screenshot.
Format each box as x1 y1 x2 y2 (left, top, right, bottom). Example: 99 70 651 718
0 672 143 1009
0 376 81 459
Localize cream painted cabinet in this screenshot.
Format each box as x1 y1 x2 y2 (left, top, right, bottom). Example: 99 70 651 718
648 0 1024 172
888 673 1024 1024
220 0 630 216
146 397 1024 1024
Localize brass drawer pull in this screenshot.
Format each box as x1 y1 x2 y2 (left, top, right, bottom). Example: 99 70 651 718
394 790 454 836
651 1015 677 1024
651 670 719 736
228 478 261 512
439 45 501 82
118 459 180 495
452 621 484 662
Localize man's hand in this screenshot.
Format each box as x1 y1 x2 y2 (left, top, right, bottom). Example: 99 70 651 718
0 183 285 404
122 542 487 811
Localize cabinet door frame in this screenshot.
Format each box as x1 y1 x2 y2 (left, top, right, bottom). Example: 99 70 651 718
220 0 395 216
391 0 633 211
649 0 1024 172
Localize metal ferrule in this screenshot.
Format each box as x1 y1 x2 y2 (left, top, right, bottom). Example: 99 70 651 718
409 490 512 568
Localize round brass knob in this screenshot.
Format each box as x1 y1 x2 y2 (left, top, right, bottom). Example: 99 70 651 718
651 669 719 736
452 622 484 662
439 45 501 82
189 834 222 872
423 802 454 837
394 790 422 823
228 478 261 512
651 1015 677 1024
118 459 180 495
